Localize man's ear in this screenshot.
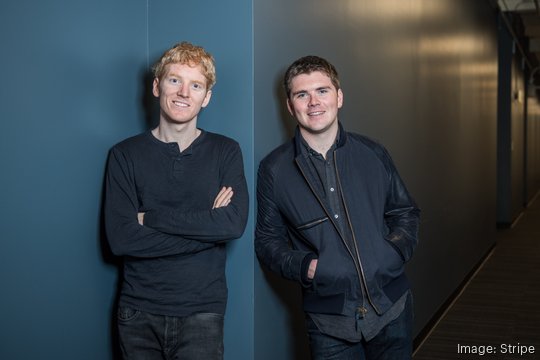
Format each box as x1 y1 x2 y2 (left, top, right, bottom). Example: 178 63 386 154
152 78 160 98
286 98 294 116
201 89 212 108
337 88 344 109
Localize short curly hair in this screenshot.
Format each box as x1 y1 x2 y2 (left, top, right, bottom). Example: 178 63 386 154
152 41 216 89
283 55 340 99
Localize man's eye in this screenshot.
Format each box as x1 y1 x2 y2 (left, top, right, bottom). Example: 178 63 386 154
296 93 307 99
169 78 179 84
318 89 328 94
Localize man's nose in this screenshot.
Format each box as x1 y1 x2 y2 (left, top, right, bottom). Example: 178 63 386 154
308 94 319 106
177 84 189 97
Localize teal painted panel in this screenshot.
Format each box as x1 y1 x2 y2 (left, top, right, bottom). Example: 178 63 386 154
0 1 147 359
148 1 254 359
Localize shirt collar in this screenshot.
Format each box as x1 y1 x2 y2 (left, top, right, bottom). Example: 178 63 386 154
299 128 341 158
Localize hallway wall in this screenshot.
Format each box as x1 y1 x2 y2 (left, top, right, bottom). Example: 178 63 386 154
496 13 540 224
0 1 253 359
497 19 527 226
254 1 498 358
527 96 540 202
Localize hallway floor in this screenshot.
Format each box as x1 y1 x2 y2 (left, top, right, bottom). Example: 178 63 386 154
413 197 540 360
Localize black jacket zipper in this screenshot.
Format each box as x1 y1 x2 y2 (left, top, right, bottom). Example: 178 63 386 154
296 216 329 230
295 155 379 314
333 150 381 315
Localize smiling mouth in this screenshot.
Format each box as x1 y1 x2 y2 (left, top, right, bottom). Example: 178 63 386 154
173 100 189 107
308 111 325 116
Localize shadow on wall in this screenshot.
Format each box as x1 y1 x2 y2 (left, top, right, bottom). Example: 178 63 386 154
255 70 310 359
98 170 123 360
141 68 160 130
97 67 159 359
260 265 311 359
276 70 296 140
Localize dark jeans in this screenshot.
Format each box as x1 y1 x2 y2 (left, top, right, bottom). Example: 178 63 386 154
117 307 224 360
306 293 413 360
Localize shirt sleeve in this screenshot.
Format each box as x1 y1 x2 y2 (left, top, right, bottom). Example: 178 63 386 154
254 159 314 284
381 147 420 262
142 142 249 243
104 147 213 258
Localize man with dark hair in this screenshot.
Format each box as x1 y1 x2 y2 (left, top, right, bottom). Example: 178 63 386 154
256 55 420 359
105 42 248 359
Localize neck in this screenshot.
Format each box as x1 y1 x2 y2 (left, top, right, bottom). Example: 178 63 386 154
300 125 338 158
153 121 200 152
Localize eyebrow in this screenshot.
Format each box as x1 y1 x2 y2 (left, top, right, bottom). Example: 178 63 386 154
292 86 331 97
165 73 206 85
166 72 204 81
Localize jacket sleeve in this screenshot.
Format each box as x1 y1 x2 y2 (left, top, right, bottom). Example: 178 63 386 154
141 143 248 243
255 159 313 284
381 147 420 262
105 147 213 258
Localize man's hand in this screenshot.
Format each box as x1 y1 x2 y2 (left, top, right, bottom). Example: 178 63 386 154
137 187 233 226
213 186 234 209
307 259 318 280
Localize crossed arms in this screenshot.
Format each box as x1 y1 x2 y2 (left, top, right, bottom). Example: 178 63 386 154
105 144 248 258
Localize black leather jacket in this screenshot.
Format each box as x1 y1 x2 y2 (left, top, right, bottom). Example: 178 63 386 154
255 123 420 316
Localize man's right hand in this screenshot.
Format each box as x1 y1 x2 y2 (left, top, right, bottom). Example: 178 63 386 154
307 259 318 280
213 186 234 209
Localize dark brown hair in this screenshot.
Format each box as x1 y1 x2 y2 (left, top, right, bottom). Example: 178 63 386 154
283 55 340 98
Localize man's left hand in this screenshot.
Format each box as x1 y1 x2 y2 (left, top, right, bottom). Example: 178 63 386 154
213 186 234 209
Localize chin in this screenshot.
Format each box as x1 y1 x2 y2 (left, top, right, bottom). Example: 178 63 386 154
306 123 334 134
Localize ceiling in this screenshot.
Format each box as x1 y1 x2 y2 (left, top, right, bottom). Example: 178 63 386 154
497 0 540 80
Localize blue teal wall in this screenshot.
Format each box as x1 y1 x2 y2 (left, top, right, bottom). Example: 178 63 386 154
0 0 253 359
0 1 147 359
147 2 254 359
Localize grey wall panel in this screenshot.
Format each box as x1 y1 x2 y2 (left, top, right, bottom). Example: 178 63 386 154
527 97 540 202
254 1 498 358
511 56 526 217
498 18 529 225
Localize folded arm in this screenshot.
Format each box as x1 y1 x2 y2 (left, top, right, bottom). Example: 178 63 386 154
105 148 213 258
142 143 249 243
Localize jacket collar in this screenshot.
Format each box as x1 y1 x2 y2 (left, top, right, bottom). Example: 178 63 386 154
293 121 347 158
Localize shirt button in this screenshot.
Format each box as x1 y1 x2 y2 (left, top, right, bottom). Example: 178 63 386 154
357 306 368 315
334 214 339 219
330 187 335 192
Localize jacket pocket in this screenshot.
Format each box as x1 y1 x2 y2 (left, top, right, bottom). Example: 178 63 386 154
384 237 406 263
378 237 406 281
311 254 356 296
295 216 329 231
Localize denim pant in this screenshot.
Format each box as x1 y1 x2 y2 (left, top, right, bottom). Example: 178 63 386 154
306 293 413 360
117 307 224 360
